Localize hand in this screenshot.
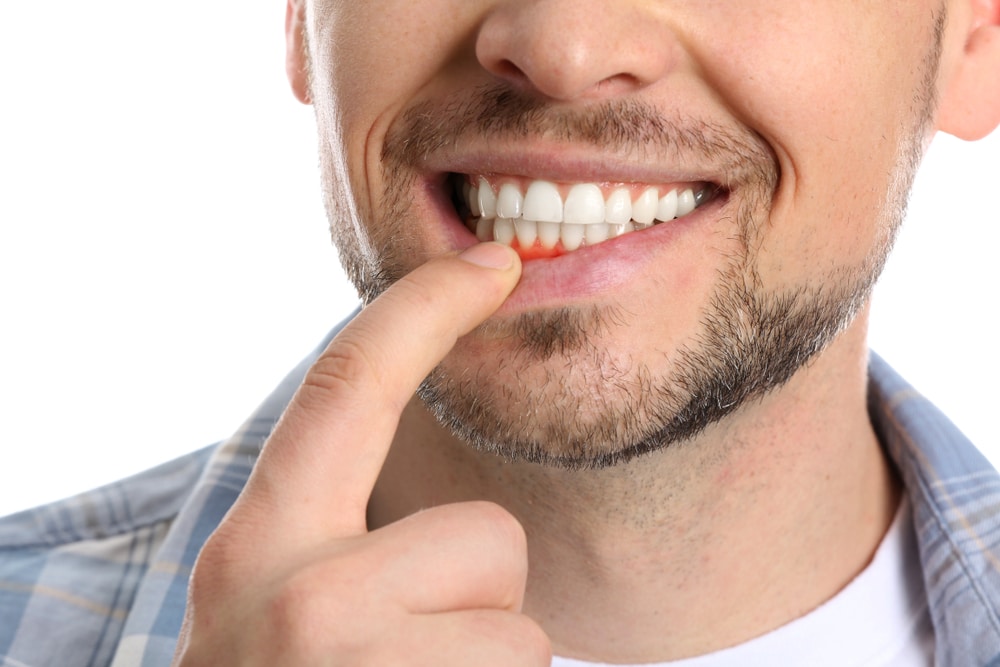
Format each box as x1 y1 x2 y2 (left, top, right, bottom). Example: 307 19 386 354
172 243 552 666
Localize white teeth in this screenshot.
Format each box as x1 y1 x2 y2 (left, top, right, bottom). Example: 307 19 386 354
656 189 677 222
564 184 605 225
677 188 696 217
477 177 496 219
497 183 523 219
605 188 632 224
538 220 561 249
585 222 610 245
464 178 713 253
514 219 537 249
522 180 563 223
494 218 515 245
561 223 585 252
475 217 492 241
632 188 658 224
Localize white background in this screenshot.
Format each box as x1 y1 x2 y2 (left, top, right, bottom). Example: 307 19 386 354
1 1 997 517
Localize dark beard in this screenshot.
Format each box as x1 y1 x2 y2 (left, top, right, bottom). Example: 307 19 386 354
416 212 884 469
319 9 942 467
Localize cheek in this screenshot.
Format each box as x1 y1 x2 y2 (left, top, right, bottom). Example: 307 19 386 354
311 1 480 146
700 4 927 133
309 1 483 243
689 4 934 278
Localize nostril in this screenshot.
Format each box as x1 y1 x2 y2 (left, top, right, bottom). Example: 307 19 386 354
494 59 528 86
474 2 678 103
595 73 642 95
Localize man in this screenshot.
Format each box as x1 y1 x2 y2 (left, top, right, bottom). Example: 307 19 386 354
2 0 999 665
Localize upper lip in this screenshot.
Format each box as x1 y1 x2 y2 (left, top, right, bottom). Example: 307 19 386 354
417 144 729 190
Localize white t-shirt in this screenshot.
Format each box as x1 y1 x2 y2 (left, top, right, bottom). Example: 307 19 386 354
553 498 934 667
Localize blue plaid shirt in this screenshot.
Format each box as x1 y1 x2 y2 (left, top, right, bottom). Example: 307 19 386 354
2 329 999 666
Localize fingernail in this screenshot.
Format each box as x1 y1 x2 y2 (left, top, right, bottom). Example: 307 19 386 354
458 242 516 270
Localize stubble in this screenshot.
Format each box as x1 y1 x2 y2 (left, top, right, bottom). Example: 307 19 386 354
315 10 945 468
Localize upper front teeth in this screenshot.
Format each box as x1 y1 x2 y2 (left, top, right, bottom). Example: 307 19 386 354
463 177 707 252
469 178 702 226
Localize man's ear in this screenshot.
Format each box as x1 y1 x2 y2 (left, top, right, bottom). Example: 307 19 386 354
938 0 1000 140
286 0 311 104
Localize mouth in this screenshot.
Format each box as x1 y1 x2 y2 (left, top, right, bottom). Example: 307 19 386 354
449 174 725 260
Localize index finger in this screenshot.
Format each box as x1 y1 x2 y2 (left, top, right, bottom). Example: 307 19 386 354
236 243 521 540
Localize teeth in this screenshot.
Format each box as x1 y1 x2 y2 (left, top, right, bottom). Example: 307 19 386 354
564 184 605 225
538 220 561 249
463 177 714 253
497 183 523 219
677 188 696 217
632 188 658 224
475 217 492 241
656 189 677 222
585 222 610 245
494 218 515 245
514 219 537 249
477 177 497 219
561 223 585 252
605 188 632 224
522 181 563 223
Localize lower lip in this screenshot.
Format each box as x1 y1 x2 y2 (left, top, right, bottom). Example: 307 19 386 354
506 216 709 313
425 178 726 313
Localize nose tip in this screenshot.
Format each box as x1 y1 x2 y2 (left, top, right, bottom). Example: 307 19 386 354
475 1 676 102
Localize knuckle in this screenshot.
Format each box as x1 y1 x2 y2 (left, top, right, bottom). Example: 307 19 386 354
187 504 279 599
303 334 382 404
305 334 378 392
188 530 244 598
188 524 260 606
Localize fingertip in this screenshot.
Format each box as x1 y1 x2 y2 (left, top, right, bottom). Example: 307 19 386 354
457 242 521 272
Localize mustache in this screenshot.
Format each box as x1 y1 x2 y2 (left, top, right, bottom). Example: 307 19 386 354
381 83 778 191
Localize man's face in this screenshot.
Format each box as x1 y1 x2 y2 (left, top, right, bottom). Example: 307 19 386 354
297 0 948 466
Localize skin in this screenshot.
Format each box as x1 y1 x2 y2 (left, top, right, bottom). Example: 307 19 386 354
174 0 1000 664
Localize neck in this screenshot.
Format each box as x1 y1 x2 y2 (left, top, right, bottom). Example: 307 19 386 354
368 313 900 662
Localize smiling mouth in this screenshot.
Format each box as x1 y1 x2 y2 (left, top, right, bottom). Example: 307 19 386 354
450 174 724 258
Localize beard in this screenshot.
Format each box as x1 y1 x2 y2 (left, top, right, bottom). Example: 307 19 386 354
415 210 884 469
316 14 942 469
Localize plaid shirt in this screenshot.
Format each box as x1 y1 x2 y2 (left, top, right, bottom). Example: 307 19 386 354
2 330 999 666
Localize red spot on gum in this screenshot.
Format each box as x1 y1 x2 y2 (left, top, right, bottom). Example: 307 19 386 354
512 239 565 260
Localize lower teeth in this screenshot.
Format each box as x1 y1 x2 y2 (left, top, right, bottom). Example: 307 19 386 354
470 218 654 252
